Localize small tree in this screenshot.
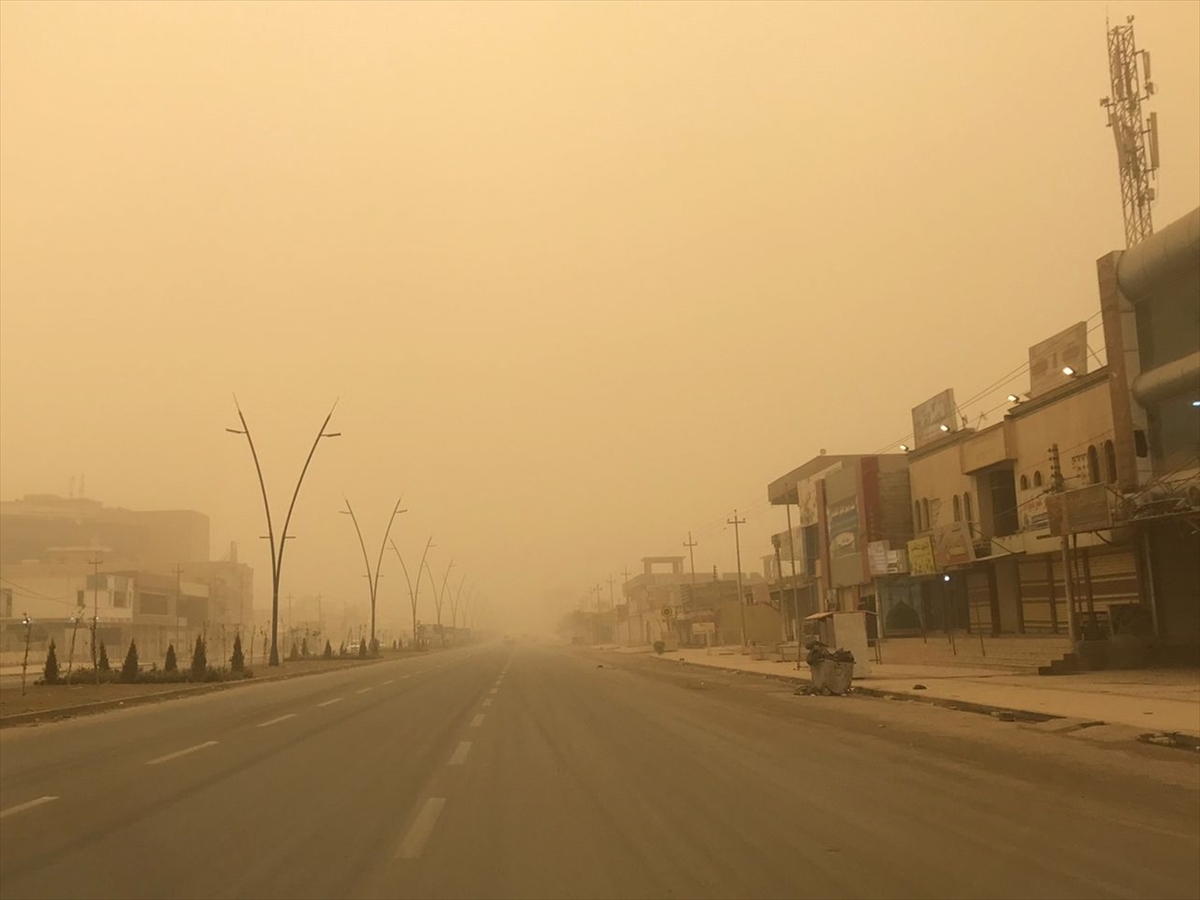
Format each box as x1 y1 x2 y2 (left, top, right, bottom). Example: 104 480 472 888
44 639 60 684
98 641 111 672
301 637 309 658
120 639 140 683
190 635 207 678
358 639 367 659
339 642 347 657
288 642 300 662
323 639 333 660
164 643 178 673
231 633 245 673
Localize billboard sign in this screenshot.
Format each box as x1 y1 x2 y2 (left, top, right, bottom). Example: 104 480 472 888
932 521 976 569
911 389 958 448
907 536 938 576
796 462 842 527
826 498 860 558
1028 322 1088 398
1047 484 1113 535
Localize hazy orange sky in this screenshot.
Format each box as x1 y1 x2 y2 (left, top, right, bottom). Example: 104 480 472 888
2 1 1198 632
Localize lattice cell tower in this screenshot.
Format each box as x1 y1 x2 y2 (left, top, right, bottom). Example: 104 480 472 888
1100 15 1160 248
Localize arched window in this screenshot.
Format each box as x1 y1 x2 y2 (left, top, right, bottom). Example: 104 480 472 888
1020 474 1029 491
1087 445 1101 485
963 492 973 524
921 498 930 531
952 495 962 522
1104 440 1117 484
914 501 922 531
1033 470 1044 488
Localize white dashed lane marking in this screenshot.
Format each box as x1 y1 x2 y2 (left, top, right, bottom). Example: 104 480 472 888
145 741 218 766
471 714 485 727
356 687 373 694
448 742 472 766
257 714 297 728
0 796 58 820
395 798 446 860
382 679 394 685
317 698 343 708
482 698 493 707
488 687 498 695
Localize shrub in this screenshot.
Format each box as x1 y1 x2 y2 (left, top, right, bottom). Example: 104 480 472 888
323 639 333 660
120 639 140 683
231 634 245 673
190 635 207 679
287 642 300 662
301 637 309 658
98 641 111 672
339 642 347 657
653 640 666 655
392 639 399 651
358 639 367 659
43 640 61 684
165 643 178 673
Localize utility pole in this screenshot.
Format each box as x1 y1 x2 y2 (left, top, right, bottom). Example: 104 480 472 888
315 592 323 643
683 532 698 605
287 592 293 657
1100 15 1160 248
88 555 102 684
21 613 33 696
727 511 748 648
784 496 802 661
1049 443 1078 645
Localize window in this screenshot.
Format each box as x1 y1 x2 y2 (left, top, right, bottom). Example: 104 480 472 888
1087 445 1101 485
112 591 128 608
76 589 85 607
2 588 11 618
1019 474 1029 491
920 498 930 531
963 492 973 524
1033 470 1044 488
953 495 962 522
914 501 922 531
1103 440 1117 484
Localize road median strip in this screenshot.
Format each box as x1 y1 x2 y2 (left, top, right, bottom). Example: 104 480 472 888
0 658 389 728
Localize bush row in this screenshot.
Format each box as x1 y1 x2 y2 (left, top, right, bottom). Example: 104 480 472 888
38 634 252 686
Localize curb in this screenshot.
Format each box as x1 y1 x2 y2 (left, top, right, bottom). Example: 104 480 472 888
0 657 388 728
650 654 1062 723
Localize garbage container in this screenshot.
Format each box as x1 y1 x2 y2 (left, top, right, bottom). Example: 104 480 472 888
806 643 855 695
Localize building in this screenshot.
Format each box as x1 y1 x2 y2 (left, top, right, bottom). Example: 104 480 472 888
1097 206 1200 658
766 451 912 637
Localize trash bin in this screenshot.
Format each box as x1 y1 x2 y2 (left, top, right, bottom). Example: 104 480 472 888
805 642 855 695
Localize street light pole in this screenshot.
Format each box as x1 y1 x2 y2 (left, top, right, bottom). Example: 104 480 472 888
342 495 406 652
226 396 340 666
392 535 435 647
425 557 455 647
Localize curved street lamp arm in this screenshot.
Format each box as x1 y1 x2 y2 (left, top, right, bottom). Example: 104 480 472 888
233 399 279 584
449 571 467 626
343 496 374 591
372 495 405 600
390 540 416 604
276 402 338 584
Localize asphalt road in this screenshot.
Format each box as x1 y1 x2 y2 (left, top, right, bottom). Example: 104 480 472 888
1 642 1197 900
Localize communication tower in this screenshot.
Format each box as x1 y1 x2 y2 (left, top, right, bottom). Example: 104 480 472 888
1100 15 1160 248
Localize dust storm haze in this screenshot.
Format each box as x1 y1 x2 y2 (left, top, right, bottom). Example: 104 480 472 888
1 1 1198 635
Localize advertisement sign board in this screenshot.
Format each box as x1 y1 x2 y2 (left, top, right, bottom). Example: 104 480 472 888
911 389 958 448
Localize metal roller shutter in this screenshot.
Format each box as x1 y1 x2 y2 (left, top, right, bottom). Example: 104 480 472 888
966 570 993 634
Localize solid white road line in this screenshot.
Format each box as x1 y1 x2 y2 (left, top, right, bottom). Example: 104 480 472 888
482 698 493 707
145 741 218 766
382 679 394 685
471 714 485 727
0 796 58 820
395 798 447 860
356 687 373 694
317 697 343 707
257 714 297 728
448 741 472 766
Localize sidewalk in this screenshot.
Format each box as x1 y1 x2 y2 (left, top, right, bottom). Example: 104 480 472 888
640 647 1200 738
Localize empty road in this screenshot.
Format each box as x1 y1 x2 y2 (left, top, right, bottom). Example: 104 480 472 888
1 642 1197 900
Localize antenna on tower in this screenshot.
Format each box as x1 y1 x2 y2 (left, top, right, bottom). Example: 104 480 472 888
1100 15 1160 247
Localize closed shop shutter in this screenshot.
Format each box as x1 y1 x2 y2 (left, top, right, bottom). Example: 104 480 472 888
1019 556 1065 634
966 570 993 634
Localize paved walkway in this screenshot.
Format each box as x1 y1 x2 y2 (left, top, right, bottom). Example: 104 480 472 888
636 647 1200 738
